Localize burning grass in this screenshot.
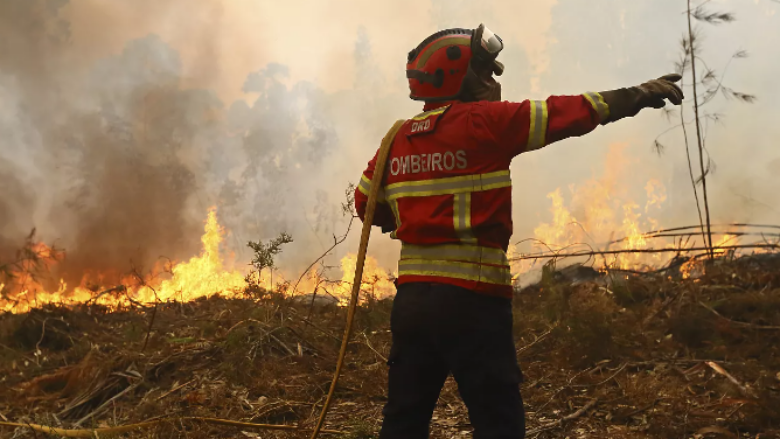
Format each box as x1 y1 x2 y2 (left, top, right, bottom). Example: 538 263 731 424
0 254 779 438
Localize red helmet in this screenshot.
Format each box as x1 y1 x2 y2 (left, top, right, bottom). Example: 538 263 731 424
406 25 504 102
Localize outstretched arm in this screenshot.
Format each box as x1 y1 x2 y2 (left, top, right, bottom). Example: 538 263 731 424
470 73 684 158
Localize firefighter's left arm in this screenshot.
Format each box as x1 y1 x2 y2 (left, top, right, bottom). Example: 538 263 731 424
355 152 397 233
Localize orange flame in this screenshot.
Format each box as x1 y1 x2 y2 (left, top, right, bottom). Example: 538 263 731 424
331 254 396 305
517 144 669 273
1 208 259 313
0 207 400 314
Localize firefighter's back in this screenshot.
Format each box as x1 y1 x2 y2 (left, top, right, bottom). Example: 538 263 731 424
381 101 516 297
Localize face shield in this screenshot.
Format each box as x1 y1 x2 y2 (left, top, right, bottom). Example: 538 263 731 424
472 24 504 76
477 25 503 59
459 23 505 102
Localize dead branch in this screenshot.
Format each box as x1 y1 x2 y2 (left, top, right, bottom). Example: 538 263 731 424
361 332 388 363
527 398 598 436
155 379 196 402
225 319 269 336
74 379 142 427
86 285 127 305
516 327 554 356
293 216 356 296
268 333 297 357
698 301 780 330
572 363 628 388
510 243 778 261
35 317 50 354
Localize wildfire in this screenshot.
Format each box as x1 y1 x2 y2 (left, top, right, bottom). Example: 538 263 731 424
332 254 396 306
515 144 748 279
0 208 249 313
525 145 669 272
0 207 400 314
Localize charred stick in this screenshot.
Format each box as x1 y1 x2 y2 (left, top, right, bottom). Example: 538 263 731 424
510 244 778 261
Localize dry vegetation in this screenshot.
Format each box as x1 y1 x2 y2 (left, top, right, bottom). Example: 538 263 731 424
1 253 780 438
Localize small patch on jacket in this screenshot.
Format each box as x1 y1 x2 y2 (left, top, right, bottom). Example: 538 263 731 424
405 105 450 137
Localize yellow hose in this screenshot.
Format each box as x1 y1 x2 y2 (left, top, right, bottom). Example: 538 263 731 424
309 119 406 439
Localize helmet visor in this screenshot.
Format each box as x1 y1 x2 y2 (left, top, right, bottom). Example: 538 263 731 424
479 26 503 56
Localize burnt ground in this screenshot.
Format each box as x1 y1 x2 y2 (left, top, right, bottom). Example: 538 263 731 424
1 254 780 438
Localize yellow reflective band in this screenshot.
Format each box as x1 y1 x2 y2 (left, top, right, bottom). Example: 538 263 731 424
416 37 472 68
358 174 371 196
384 170 511 201
398 259 512 286
358 174 387 203
411 106 449 121
400 243 508 265
583 92 610 123
453 193 477 244
526 100 549 151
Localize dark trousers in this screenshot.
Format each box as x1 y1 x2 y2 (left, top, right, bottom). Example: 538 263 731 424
379 282 525 439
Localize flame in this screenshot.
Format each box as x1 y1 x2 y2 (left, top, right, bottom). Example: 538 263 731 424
0 208 262 313
520 145 670 273
331 253 396 306
139 207 247 303
0 206 400 314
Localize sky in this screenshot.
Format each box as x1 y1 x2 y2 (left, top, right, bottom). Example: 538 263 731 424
0 0 778 281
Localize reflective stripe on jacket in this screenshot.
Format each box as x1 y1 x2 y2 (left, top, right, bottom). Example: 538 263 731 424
355 95 609 297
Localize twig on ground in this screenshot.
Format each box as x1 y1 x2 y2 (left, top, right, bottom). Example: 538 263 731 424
698 301 780 330
517 327 554 356
705 361 757 398
34 317 50 353
572 363 628 388
155 379 195 402
268 333 297 357
225 319 269 336
361 332 388 363
527 398 598 436
142 302 158 352
293 316 341 342
74 379 142 427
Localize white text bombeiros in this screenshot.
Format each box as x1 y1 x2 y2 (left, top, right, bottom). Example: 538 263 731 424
389 150 467 176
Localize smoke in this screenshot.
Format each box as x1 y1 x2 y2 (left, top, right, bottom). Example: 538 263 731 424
0 0 777 287
0 1 347 285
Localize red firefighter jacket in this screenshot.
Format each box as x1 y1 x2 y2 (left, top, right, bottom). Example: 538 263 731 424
355 93 610 298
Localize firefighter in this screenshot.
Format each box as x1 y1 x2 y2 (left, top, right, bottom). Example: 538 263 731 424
355 24 683 439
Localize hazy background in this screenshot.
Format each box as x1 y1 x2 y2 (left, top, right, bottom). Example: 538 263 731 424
0 0 777 283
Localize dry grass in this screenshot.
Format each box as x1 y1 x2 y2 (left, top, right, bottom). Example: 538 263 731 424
1 254 779 438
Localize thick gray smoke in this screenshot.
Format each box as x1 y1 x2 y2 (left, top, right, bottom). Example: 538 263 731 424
0 1 347 285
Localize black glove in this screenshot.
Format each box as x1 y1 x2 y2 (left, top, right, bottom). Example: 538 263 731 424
599 74 684 124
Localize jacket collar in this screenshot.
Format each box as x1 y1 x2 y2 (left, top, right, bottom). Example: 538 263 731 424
423 100 459 112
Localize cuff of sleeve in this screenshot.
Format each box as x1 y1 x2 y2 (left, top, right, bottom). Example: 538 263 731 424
582 92 611 124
